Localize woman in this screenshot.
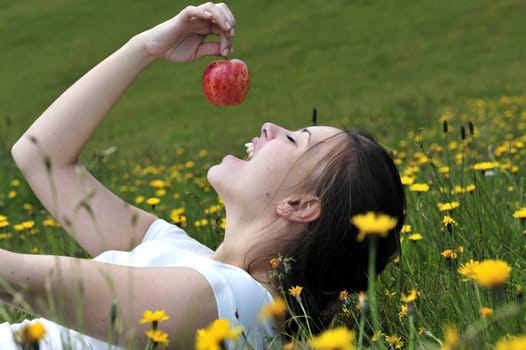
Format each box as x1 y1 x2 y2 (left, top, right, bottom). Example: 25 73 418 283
1 2 405 349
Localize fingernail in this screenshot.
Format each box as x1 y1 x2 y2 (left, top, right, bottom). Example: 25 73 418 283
225 20 231 29
222 48 230 57
230 28 235 37
203 10 212 17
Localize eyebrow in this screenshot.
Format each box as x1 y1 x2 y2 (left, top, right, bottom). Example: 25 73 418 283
302 128 312 145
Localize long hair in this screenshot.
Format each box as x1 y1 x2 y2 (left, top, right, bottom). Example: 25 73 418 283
281 129 406 333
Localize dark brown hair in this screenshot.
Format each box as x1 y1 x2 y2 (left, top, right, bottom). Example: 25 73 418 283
281 129 406 333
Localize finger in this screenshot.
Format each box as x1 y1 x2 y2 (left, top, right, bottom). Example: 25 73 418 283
210 22 232 57
195 41 222 59
216 2 236 37
198 2 233 35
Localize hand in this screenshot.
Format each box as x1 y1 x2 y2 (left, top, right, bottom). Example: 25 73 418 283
140 2 236 63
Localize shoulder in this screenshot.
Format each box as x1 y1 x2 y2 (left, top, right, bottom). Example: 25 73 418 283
191 260 277 347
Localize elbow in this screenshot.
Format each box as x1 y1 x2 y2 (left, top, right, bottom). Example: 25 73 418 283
11 134 40 172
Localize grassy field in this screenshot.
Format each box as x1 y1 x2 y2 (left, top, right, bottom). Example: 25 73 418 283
1 0 525 348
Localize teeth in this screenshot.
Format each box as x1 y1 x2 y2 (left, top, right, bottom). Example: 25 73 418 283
245 142 254 160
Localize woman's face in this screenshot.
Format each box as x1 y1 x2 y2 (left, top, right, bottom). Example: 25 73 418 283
207 122 342 211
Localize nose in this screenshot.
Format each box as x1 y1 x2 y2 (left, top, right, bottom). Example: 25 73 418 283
261 122 284 140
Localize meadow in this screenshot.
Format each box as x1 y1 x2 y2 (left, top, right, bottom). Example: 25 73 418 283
1 0 525 348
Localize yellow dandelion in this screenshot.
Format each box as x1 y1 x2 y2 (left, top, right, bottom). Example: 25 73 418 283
351 212 398 242
22 220 35 229
442 215 457 226
384 334 403 349
401 224 412 233
401 289 420 304
198 149 208 158
512 208 526 219
139 309 170 324
458 259 481 281
149 179 167 189
409 183 430 192
479 307 493 319
145 329 169 346
472 259 511 288
135 195 145 204
495 334 526 350
400 176 415 185
442 324 461 348
441 249 457 260
398 304 408 320
270 258 279 269
437 201 460 211
308 327 356 350
259 297 286 320
195 319 243 350
472 161 500 171
288 285 303 297
146 197 161 206
15 321 46 344
408 233 423 241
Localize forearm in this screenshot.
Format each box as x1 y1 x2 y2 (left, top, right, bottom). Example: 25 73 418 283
0 250 112 326
0 250 137 344
11 34 155 169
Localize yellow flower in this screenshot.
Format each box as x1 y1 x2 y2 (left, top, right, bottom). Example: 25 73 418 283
458 259 481 281
401 224 412 233
398 304 408 320
442 324 461 349
308 327 356 350
512 208 526 219
384 334 403 349
495 334 526 350
437 201 460 211
288 285 303 297
409 183 430 192
479 307 493 319
441 249 457 260
400 176 415 185
408 233 423 241
195 319 243 350
442 215 457 226
351 212 398 241
270 258 279 269
339 290 349 300
146 197 161 206
149 179 167 188
401 289 420 304
259 297 286 320
145 329 169 346
15 321 46 344
472 259 511 288
139 309 170 324
472 161 500 171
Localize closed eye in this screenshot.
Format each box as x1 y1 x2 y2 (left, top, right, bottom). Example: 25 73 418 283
286 135 296 144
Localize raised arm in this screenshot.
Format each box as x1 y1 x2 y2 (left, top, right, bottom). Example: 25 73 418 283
10 3 236 256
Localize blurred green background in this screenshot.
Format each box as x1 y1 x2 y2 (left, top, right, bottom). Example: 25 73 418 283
1 0 525 163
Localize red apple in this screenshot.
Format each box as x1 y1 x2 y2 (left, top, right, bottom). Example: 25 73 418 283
202 59 250 106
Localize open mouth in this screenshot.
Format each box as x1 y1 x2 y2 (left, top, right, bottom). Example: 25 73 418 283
244 141 254 160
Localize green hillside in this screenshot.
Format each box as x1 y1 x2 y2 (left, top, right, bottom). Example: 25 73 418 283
1 0 525 160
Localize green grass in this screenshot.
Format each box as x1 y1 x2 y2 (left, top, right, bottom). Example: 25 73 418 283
1 0 526 157
1 0 525 348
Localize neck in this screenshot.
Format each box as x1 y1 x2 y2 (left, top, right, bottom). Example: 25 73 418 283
210 207 301 274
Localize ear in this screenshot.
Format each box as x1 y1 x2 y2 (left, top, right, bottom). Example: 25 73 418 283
276 194 321 223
